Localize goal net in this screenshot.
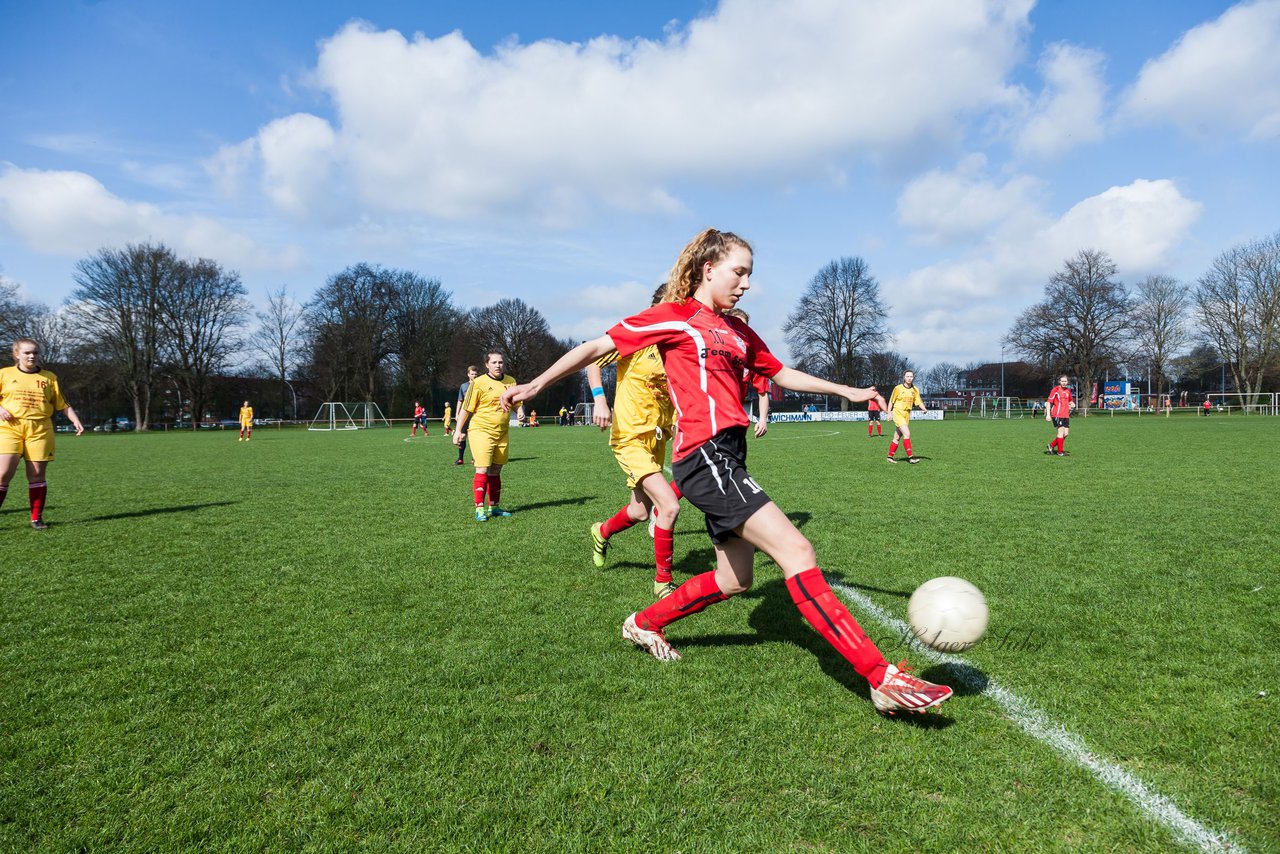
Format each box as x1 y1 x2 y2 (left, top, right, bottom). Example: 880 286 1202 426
968 396 1025 418
309 402 359 431
346 401 391 428
573 402 595 424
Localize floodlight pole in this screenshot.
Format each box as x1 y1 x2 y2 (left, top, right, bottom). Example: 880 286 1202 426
283 378 298 420
1000 345 1005 398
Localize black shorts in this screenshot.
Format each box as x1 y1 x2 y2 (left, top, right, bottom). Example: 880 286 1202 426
672 427 772 544
1052 417 1070 429
868 410 881 421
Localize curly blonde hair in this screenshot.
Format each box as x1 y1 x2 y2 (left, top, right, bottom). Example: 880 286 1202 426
661 228 752 303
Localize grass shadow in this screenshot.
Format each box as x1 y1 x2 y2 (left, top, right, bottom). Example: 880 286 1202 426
517 496 594 512
78 500 239 523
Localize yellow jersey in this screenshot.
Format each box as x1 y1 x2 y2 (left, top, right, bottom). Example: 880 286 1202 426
0 366 68 420
463 373 517 436
888 383 923 417
596 346 674 438
239 406 254 424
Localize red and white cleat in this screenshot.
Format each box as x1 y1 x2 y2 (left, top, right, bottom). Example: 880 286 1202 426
622 613 682 661
871 662 953 715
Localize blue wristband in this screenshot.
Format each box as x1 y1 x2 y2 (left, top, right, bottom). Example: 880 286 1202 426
591 386 605 398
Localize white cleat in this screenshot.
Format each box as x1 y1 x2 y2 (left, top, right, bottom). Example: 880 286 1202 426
622 613 682 661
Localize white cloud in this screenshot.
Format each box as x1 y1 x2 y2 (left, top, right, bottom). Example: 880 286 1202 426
1121 0 1280 141
897 153 1043 244
891 177 1201 364
221 0 1034 223
0 165 304 271
1014 42 1107 158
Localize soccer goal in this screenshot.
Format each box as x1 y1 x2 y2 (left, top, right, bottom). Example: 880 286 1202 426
345 401 391 428
573 402 595 424
1205 392 1278 415
968 396 1024 418
309 402 360 431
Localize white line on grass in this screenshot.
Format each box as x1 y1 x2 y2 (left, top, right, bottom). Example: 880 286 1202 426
831 582 1243 854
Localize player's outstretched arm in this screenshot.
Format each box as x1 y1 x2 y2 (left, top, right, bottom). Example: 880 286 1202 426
585 362 612 430
501 335 617 410
754 393 769 438
62 405 85 436
770 366 885 409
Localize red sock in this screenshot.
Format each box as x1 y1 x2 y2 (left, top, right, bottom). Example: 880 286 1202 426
472 473 488 506
487 474 502 505
877 424 882 435
29 481 47 521
0 485 7 509
1058 437 1066 453
868 423 873 436
653 526 674 584
600 505 637 538
903 439 913 457
787 568 888 686
636 571 729 631
669 480 683 500
888 441 898 457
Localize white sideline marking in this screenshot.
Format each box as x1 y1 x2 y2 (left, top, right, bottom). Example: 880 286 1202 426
832 582 1242 854
763 430 841 440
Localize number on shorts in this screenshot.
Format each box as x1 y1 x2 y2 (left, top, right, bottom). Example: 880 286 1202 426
742 476 763 495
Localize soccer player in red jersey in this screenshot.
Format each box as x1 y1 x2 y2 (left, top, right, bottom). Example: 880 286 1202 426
503 229 953 715
866 395 883 437
1045 375 1075 456
410 401 428 437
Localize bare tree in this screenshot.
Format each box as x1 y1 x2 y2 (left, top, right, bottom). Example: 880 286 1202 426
158 257 250 426
1195 232 1280 404
302 264 399 402
1005 249 1133 414
27 306 71 366
1129 274 1189 396
67 243 173 430
864 351 912 393
0 279 47 348
922 361 963 396
390 274 458 407
465 297 559 381
783 257 889 409
249 285 305 418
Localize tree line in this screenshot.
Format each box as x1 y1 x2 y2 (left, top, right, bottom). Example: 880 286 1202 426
780 232 1280 413
5 229 1278 428
4 243 578 430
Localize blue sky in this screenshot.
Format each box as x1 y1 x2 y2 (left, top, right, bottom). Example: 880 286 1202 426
2 0 1278 373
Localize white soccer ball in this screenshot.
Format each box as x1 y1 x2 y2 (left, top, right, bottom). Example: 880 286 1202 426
908 576 988 652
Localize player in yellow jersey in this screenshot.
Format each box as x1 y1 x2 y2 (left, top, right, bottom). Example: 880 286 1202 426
586 286 684 598
238 400 254 441
442 402 453 434
886 370 927 464
0 338 85 529
454 352 522 521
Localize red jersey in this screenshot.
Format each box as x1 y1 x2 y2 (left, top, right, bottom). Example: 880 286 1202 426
608 300 783 461
867 398 881 412
413 405 425 418
1047 386 1073 418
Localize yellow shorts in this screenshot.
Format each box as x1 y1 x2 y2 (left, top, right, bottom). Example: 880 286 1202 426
892 413 911 430
468 430 509 467
0 418 55 461
240 421 252 429
611 430 669 489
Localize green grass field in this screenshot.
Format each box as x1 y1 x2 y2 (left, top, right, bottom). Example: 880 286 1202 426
2 414 1277 851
